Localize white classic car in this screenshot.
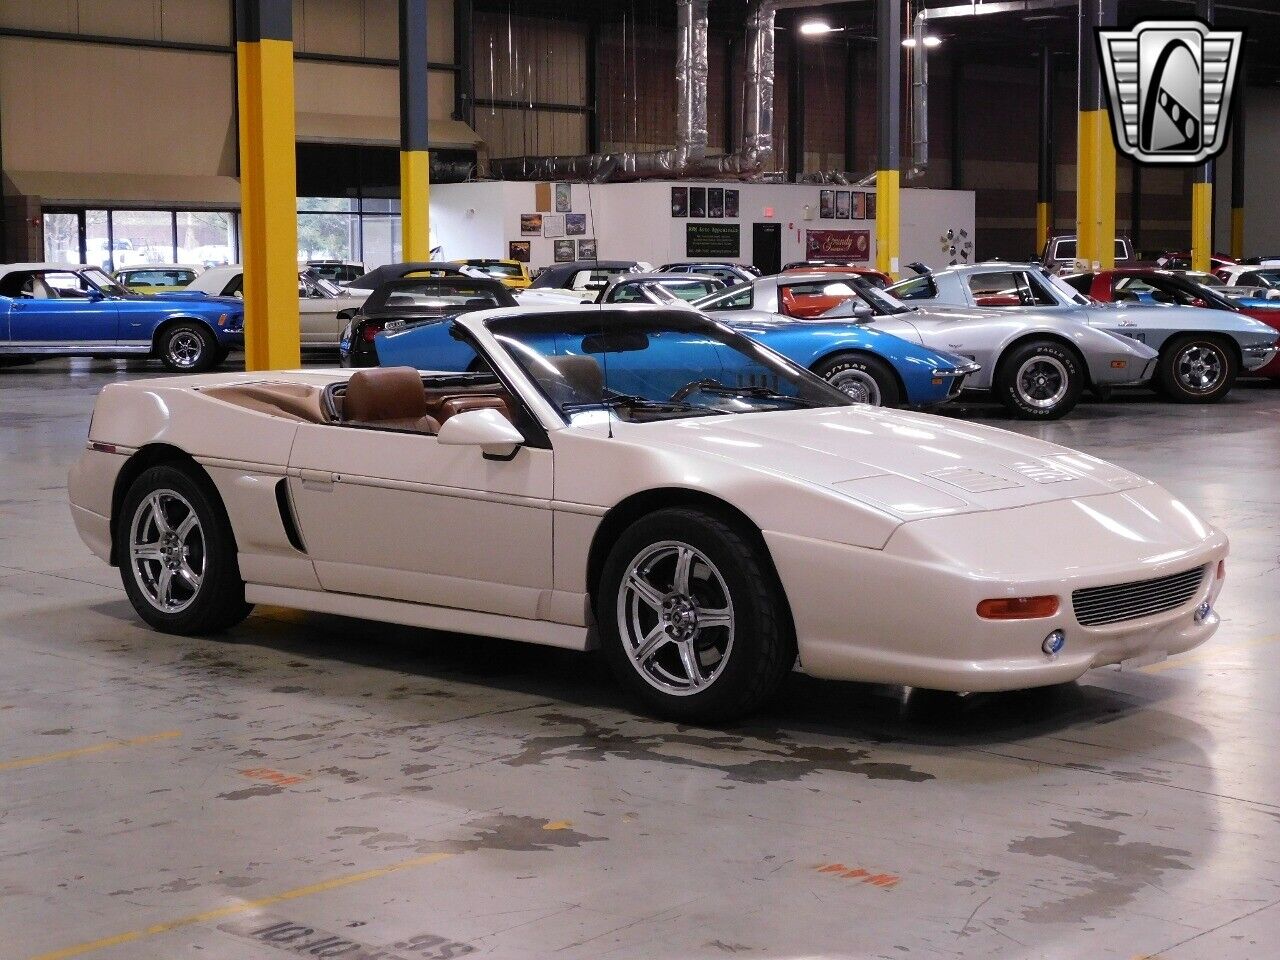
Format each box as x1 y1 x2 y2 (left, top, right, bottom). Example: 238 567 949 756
184 266 369 347
68 307 1227 720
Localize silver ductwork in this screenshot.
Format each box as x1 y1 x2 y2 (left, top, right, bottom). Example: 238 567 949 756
489 0 710 182
909 0 1079 177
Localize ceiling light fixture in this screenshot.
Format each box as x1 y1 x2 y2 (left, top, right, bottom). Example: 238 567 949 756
800 19 839 35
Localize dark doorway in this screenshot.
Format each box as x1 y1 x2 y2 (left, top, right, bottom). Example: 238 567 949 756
752 222 781 275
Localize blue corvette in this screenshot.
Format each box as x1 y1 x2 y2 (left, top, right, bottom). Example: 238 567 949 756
369 274 979 408
0 263 243 372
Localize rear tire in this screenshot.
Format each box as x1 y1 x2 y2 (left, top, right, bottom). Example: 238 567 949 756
117 464 252 635
812 353 901 406
1156 335 1237 403
158 322 217 373
598 508 794 723
994 339 1083 420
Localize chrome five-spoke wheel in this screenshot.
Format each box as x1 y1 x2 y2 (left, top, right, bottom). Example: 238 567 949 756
1174 343 1226 394
617 540 735 695
1015 356 1069 410
129 489 205 613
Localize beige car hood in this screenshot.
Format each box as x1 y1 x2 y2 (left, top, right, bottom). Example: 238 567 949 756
624 406 1147 520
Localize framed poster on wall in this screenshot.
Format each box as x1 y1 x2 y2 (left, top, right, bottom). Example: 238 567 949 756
724 189 739 218
866 192 877 220
851 192 866 219
819 189 835 219
835 191 851 219
554 239 576 262
520 214 543 235
577 238 597 259
555 182 572 212
508 240 531 262
707 187 724 218
542 213 565 238
689 187 707 218
671 186 688 217
805 229 870 262
687 222 740 258
566 213 587 235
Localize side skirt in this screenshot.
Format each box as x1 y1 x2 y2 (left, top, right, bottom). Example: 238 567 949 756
244 584 591 651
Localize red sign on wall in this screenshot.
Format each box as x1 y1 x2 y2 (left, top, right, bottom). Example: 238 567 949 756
806 229 871 262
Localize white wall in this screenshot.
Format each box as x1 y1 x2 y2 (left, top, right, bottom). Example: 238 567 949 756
430 181 975 274
1215 86 1280 256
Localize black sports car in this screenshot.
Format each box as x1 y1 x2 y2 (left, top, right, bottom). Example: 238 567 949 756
339 275 518 367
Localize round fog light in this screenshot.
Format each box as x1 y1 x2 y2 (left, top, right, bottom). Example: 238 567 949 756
1194 601 1212 623
1042 629 1066 657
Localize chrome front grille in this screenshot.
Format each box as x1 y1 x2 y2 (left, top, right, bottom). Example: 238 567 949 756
1071 566 1206 627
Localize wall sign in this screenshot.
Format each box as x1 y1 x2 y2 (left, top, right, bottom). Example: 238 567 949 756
687 222 740 257
806 229 870 261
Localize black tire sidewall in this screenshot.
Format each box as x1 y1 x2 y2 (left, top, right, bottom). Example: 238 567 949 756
814 353 902 407
597 508 791 722
160 322 216 373
1158 336 1237 403
117 464 249 634
995 340 1083 419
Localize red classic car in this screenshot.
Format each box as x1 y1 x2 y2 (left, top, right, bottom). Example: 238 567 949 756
1065 268 1280 377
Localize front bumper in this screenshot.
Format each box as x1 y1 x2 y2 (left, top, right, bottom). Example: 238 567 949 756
1241 342 1279 372
765 487 1227 691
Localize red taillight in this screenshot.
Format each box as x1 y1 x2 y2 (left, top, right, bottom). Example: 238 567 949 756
977 596 1060 620
361 323 384 343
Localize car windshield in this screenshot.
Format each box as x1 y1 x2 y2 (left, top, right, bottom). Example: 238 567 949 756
792 277 912 317
82 268 129 297
1041 271 1092 305
486 309 852 424
474 262 523 279
366 278 512 314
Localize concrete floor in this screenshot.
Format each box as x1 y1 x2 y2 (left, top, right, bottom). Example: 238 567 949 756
3 356 1280 960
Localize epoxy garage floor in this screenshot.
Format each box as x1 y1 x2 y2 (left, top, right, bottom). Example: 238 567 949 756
4 359 1280 960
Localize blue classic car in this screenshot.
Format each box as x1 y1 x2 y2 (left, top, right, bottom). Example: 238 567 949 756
370 287 980 409
0 263 243 372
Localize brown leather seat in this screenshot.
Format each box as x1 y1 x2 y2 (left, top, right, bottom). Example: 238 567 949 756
343 367 440 434
542 354 604 406
437 395 509 424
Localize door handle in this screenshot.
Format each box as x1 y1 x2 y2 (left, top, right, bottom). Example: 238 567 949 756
297 468 336 489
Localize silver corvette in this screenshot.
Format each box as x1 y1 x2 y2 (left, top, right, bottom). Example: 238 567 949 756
713 273 1158 420
890 263 1279 405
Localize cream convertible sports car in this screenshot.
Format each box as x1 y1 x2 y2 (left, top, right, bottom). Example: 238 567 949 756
69 307 1228 720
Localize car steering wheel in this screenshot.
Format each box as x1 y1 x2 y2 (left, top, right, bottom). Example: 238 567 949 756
670 378 725 403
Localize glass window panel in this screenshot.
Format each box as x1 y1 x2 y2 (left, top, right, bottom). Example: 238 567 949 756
84 210 111 270
177 211 237 266
297 213 360 263
359 197 400 214
298 197 359 213
111 210 175 265
43 213 82 263
359 215 401 271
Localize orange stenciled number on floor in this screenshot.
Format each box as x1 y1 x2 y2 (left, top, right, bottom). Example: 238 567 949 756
814 862 901 889
240 767 309 787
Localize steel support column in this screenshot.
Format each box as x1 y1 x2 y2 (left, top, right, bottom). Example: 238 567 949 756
787 22 805 182
587 19 601 154
1076 0 1117 270
453 0 473 124
235 0 300 371
724 35 738 156
1036 45 1055 254
400 0 431 261
1230 59 1246 260
876 0 901 277
1191 0 1215 271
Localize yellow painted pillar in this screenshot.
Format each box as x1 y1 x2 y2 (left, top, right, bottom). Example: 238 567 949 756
400 0 431 261
1076 107 1117 270
876 170 900 279
1191 181 1213 273
1035 202 1052 256
1230 207 1244 262
236 0 300 371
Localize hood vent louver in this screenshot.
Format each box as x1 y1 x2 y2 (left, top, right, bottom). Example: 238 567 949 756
925 466 1021 493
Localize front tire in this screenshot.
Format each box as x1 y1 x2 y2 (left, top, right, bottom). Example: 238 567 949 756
994 339 1083 420
158 322 217 373
598 508 794 722
117 464 252 634
1157 335 1237 403
812 353 901 406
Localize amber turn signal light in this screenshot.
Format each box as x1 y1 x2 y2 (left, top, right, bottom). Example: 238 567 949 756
977 595 1060 620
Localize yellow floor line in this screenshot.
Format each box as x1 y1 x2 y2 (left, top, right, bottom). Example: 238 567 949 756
1142 633 1280 674
26 851 455 960
0 731 181 772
